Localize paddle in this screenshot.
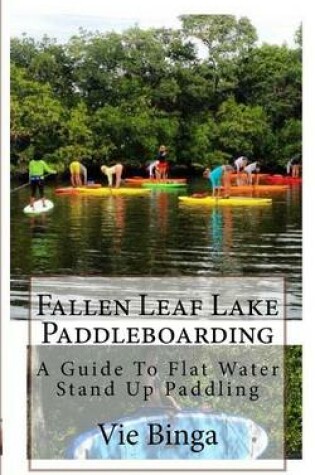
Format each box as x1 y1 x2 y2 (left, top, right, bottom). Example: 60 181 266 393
11 172 57 193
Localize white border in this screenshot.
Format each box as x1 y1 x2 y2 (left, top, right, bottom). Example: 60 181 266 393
2 1 314 474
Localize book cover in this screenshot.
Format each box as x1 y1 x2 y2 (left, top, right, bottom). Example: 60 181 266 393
2 1 310 474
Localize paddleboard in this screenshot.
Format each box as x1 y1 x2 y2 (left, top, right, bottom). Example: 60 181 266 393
55 184 102 194
143 182 187 189
230 173 269 181
23 199 54 214
66 409 268 460
125 178 187 185
266 175 302 185
229 185 288 192
76 187 150 196
179 196 272 207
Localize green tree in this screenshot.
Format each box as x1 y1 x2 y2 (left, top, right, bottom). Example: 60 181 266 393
180 15 257 59
176 115 218 165
11 65 65 170
67 30 125 108
10 18 302 173
236 45 301 127
216 98 271 160
180 15 257 100
275 119 302 164
91 100 179 163
11 35 38 68
57 102 93 164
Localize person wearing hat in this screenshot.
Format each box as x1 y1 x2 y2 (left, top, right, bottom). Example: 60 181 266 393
100 163 124 188
155 145 169 179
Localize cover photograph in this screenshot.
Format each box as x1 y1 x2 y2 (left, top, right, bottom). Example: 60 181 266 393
3 1 306 474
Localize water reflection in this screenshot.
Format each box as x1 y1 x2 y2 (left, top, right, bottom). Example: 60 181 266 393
29 214 50 261
211 208 224 258
11 182 302 319
209 208 234 271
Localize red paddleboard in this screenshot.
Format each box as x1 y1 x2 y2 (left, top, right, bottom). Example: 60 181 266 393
229 184 288 192
266 175 302 185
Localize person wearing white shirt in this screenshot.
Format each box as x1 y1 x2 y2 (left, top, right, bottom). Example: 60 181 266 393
244 162 260 185
234 156 248 173
147 160 160 178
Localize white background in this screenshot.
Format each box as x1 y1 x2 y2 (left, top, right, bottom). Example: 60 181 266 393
2 0 314 474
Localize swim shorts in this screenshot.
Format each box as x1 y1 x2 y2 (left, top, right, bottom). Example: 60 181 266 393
70 161 81 174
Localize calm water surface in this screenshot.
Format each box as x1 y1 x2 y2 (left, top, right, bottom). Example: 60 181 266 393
11 180 302 318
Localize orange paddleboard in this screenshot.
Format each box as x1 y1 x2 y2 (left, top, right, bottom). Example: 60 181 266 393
125 178 187 185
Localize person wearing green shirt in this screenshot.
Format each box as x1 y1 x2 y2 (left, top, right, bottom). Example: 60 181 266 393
29 153 56 208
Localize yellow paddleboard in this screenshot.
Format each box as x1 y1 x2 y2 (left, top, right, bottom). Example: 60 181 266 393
179 195 272 207
76 187 150 196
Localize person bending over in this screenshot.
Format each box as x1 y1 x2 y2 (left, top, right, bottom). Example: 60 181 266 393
203 165 233 197
234 156 248 173
244 161 260 185
69 160 87 187
100 163 124 188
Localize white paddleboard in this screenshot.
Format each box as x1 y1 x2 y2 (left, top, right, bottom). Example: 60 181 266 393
23 199 54 214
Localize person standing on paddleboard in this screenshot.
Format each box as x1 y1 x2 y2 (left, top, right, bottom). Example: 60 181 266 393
286 154 301 177
29 153 56 209
155 145 169 179
100 163 124 188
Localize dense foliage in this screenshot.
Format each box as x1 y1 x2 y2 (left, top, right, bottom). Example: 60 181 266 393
285 345 302 458
10 16 302 174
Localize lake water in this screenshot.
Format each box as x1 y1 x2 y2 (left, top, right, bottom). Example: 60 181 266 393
10 180 302 319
